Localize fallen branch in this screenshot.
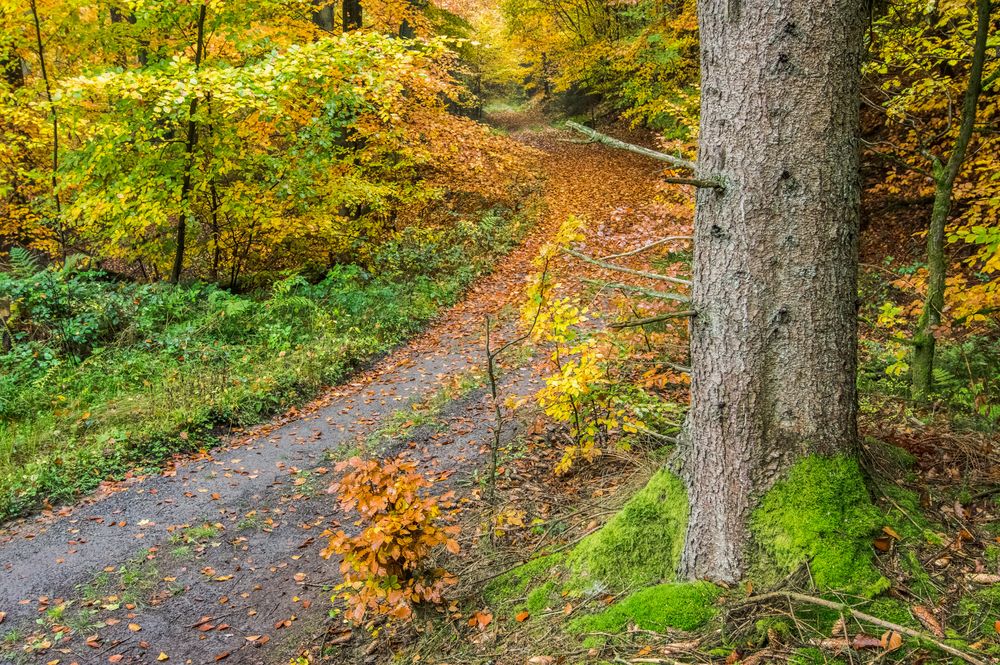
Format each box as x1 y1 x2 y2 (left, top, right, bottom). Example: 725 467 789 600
611 311 696 329
564 247 692 287
565 121 697 171
739 591 986 665
600 236 692 261
582 278 690 303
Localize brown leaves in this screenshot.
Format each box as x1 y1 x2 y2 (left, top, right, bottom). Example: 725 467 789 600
323 455 460 625
880 630 903 652
467 610 492 630
911 605 944 637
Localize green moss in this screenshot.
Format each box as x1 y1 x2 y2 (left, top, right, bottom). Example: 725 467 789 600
984 544 1000 569
525 581 557 614
568 582 721 637
789 647 847 665
568 469 687 591
862 598 918 629
900 550 937 599
878 482 941 544
954 585 1000 644
750 455 889 597
483 553 563 606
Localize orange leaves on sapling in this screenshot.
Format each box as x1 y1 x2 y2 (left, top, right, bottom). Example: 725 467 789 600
321 456 460 625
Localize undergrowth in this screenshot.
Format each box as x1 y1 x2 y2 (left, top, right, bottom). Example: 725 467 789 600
0 206 532 519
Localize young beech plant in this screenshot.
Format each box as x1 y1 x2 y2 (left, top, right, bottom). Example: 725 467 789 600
524 217 649 474
321 456 460 625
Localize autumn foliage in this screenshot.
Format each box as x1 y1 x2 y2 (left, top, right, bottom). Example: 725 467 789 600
321 456 460 625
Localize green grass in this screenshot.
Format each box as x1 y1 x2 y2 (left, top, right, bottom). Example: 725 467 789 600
0 207 532 519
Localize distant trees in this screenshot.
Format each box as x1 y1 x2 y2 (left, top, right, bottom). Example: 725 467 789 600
0 0 531 284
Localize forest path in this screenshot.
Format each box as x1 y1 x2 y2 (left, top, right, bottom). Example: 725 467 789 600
0 119 664 665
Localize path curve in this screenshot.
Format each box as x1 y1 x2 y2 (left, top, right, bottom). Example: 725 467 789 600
0 123 663 665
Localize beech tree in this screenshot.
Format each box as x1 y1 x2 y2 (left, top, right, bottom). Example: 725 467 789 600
678 0 867 582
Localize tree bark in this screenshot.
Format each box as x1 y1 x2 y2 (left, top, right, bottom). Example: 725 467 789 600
678 0 866 583
910 0 991 401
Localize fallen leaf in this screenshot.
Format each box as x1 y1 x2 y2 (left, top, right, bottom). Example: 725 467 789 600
109 656 124 664
911 605 943 637
158 653 169 661
882 525 901 540
880 630 903 652
515 610 530 622
128 623 142 632
467 610 492 629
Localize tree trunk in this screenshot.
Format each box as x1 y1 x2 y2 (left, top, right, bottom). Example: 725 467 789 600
910 0 991 401
169 2 206 285
1 37 24 89
343 0 362 32
678 0 866 583
312 2 335 31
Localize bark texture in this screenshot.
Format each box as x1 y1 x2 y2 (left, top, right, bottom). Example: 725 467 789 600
678 0 866 583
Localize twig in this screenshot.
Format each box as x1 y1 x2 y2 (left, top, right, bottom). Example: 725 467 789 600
739 591 985 665
563 247 692 287
564 121 697 171
610 311 696 329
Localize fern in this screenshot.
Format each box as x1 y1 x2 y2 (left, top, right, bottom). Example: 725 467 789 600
7 247 40 278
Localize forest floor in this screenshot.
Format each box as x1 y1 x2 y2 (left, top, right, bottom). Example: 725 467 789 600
0 112 670 665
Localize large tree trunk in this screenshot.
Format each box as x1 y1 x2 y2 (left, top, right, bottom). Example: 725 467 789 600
678 0 866 583
910 0 991 401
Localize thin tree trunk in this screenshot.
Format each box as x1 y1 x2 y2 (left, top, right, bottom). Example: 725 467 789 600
910 0 991 401
343 0 362 31
28 0 64 258
169 3 207 285
1 35 24 89
679 0 866 583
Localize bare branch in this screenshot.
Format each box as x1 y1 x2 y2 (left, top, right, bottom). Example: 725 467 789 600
600 236 693 261
563 247 692 287
582 278 690 303
564 121 697 171
663 176 724 190
610 310 696 329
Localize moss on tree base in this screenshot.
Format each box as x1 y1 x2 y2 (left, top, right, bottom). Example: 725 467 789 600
567 469 688 591
749 455 890 598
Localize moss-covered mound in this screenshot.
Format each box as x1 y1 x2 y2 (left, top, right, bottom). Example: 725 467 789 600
568 582 721 635
483 552 564 607
568 469 688 591
750 455 890 597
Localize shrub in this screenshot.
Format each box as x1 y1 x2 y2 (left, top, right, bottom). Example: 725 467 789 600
321 456 460 624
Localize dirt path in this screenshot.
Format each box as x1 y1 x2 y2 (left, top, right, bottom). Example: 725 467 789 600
0 123 663 665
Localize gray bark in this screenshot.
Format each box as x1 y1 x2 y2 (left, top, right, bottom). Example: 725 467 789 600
678 0 866 583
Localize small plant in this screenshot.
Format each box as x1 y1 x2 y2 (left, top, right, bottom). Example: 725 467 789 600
321 456 460 625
